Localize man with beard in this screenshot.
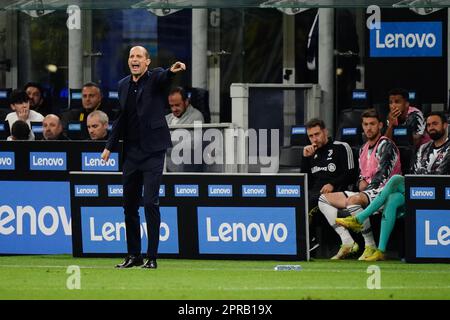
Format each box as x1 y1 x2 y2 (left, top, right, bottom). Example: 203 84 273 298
318 109 401 260
385 88 430 148
337 112 450 261
24 82 52 116
300 118 357 254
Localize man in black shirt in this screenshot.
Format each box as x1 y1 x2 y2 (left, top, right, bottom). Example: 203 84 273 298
61 82 115 139
301 118 357 253
102 46 185 269
42 114 70 140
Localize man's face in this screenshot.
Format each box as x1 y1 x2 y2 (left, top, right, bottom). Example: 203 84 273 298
43 116 63 140
87 115 108 140
362 117 383 141
11 101 30 114
128 46 150 78
82 86 102 112
25 86 42 108
426 115 448 141
168 93 188 118
306 126 328 149
389 94 408 116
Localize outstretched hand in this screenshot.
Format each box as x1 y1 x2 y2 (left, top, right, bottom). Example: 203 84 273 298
170 61 186 73
101 149 111 162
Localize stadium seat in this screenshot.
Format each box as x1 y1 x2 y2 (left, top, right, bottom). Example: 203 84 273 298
0 120 10 140
67 121 86 140
290 125 309 146
30 121 44 140
351 89 370 109
69 88 83 109
338 126 363 148
279 146 302 173
392 126 413 147
335 108 366 145
373 103 389 124
0 108 10 122
0 88 12 109
391 126 414 174
186 87 211 123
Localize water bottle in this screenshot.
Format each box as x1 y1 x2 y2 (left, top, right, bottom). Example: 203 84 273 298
274 265 302 271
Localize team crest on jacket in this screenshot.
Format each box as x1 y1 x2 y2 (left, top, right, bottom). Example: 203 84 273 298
328 163 336 172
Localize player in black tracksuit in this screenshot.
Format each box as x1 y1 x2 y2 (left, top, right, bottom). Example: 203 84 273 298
300 119 357 253
301 139 357 210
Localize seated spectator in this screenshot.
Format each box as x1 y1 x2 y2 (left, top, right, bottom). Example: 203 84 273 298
385 88 430 148
24 82 52 116
42 114 69 140
61 82 114 139
337 112 450 261
87 110 109 140
166 87 204 125
5 89 44 140
7 120 32 141
318 109 401 260
300 118 357 253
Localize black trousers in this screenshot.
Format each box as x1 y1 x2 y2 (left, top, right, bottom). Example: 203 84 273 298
122 146 165 259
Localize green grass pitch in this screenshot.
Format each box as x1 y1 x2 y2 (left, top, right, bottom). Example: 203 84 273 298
0 255 449 300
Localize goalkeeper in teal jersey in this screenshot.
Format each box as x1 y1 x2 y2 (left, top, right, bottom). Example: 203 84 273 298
336 112 450 261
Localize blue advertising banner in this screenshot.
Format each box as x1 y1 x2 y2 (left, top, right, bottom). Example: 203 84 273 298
74 185 99 197
108 185 123 197
81 206 179 254
276 185 301 198
416 210 450 258
370 22 442 57
410 187 436 200
29 152 67 171
174 184 199 197
81 152 119 171
242 185 266 197
0 181 72 254
197 207 297 255
208 185 233 197
0 152 15 170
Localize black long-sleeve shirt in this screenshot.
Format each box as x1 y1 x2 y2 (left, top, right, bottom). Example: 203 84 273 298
301 139 357 194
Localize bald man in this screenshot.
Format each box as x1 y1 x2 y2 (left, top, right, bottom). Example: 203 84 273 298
42 114 69 140
102 46 186 269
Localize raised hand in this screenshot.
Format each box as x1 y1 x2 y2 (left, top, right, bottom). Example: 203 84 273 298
17 106 30 122
170 61 186 73
303 144 318 157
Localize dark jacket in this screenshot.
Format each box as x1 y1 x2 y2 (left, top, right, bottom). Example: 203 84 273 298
301 139 357 194
106 68 173 153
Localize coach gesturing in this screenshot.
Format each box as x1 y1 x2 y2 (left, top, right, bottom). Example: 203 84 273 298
102 46 185 269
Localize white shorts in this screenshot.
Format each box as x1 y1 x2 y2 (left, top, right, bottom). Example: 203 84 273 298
343 186 384 205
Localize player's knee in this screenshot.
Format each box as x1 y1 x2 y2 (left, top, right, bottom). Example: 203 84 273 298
347 194 364 206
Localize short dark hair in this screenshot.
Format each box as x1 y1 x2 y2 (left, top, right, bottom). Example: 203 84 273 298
24 82 44 95
388 88 409 101
361 108 382 122
169 87 188 101
305 118 326 130
9 89 29 105
427 111 447 124
82 82 102 96
11 120 30 140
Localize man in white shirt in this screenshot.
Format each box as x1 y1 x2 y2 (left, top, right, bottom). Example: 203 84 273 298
5 90 44 140
165 87 204 125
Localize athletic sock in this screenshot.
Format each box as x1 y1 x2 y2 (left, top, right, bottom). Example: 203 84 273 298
318 195 354 245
